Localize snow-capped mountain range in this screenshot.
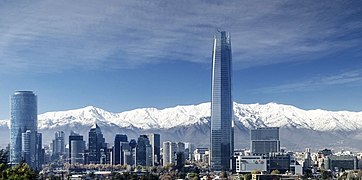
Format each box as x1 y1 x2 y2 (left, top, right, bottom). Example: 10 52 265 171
1 102 362 150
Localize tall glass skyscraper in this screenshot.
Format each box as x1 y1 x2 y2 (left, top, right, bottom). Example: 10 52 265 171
10 91 38 168
52 131 65 160
113 134 128 165
88 123 106 164
210 31 233 171
69 131 85 164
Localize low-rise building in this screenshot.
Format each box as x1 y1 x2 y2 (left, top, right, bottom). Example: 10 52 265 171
235 155 267 173
324 155 358 171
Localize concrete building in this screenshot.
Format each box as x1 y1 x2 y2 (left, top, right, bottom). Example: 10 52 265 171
235 155 267 173
194 148 209 163
147 133 160 166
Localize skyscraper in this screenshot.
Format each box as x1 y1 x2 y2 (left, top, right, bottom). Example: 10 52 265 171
162 141 171 166
69 131 85 164
36 132 43 167
162 141 184 166
21 130 32 164
250 127 280 155
210 31 233 171
147 133 160 166
113 134 128 165
88 123 106 164
52 131 65 160
135 135 152 166
10 91 38 169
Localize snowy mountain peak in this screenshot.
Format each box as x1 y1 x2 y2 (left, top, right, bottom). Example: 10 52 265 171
1 102 362 132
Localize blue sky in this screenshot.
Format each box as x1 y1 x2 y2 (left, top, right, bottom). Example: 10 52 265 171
0 0 362 119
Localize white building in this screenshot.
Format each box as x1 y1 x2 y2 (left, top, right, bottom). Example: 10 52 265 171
235 155 267 173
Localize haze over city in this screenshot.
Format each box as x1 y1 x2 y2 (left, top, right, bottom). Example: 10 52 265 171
1 1 362 120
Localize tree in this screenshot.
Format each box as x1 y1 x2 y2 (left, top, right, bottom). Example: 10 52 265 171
357 170 362 180
1 163 38 180
320 170 333 179
251 169 261 174
243 173 252 180
220 171 228 178
271 169 280 175
0 149 9 165
302 169 313 179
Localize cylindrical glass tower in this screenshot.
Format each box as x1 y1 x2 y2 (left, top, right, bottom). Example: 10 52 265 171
10 91 37 167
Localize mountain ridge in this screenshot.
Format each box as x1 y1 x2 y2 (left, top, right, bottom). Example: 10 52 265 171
1 102 362 150
1 102 362 131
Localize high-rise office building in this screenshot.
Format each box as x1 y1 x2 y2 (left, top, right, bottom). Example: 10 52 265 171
162 141 171 166
21 130 32 164
10 91 39 169
69 132 85 164
113 134 128 165
162 141 184 166
251 127 280 155
210 31 233 171
129 139 137 166
52 131 65 160
177 142 185 153
120 142 131 165
36 132 43 167
185 142 195 160
147 133 160 166
136 135 152 166
88 123 106 164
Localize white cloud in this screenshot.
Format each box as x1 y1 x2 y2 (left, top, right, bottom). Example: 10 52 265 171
0 0 361 72
255 69 362 93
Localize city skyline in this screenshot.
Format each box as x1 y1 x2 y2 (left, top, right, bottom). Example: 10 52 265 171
1 1 362 119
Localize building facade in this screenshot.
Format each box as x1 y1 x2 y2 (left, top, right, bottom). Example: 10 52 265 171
52 131 65 160
235 155 267 173
113 134 128 165
10 91 39 169
210 31 233 171
69 132 85 164
147 133 160 166
88 123 106 164
324 155 358 171
251 127 280 155
135 135 152 166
